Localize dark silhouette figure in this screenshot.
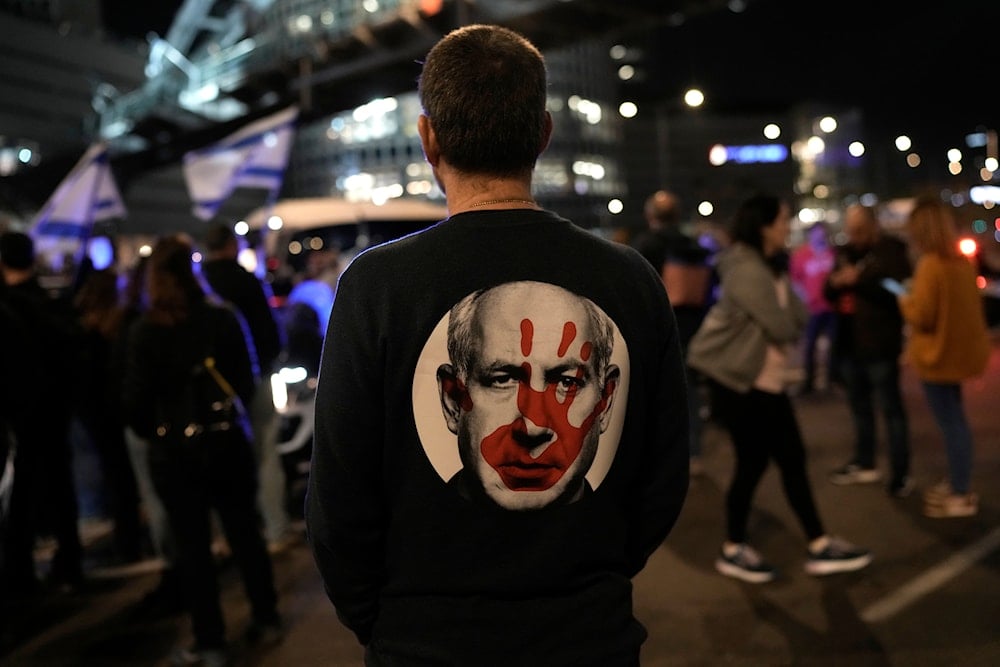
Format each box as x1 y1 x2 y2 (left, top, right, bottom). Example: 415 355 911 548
0 231 83 593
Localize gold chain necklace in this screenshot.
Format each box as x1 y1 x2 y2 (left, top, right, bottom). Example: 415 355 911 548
468 198 538 208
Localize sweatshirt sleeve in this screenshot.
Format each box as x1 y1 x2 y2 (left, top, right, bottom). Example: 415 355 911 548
898 257 938 333
627 256 691 576
305 261 387 646
724 259 802 344
626 264 690 576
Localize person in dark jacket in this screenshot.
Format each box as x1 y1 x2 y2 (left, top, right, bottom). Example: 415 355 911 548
824 204 913 496
0 279 32 616
200 223 292 551
0 230 83 593
122 234 281 666
306 25 689 666
631 189 714 474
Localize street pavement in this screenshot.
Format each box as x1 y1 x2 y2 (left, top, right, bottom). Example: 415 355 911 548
2 339 999 666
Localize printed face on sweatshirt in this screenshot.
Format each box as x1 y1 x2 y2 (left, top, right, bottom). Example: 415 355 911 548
413 281 629 511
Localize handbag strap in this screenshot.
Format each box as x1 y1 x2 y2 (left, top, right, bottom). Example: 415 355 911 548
197 305 237 400
203 356 238 399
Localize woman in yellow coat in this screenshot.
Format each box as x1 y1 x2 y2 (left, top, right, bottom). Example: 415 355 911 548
897 196 991 518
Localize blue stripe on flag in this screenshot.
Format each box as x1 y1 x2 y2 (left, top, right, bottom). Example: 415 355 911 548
238 166 285 179
35 221 91 239
194 198 229 213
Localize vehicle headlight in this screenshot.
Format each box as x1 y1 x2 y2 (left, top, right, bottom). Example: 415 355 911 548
271 366 310 412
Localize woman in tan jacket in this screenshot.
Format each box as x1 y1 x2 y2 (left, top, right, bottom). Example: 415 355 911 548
898 196 991 518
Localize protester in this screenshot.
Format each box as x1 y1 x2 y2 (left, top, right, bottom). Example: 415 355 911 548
0 277 32 614
122 235 281 666
200 223 293 553
789 222 836 394
823 204 913 497
306 24 689 665
897 196 991 517
114 255 184 614
72 267 143 564
0 231 84 593
688 194 872 583
631 189 713 474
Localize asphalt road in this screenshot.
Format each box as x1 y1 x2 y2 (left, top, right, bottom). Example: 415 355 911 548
2 339 999 666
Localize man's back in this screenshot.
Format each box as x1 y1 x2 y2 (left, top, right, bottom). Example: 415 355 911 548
201 258 282 373
305 24 688 666
632 225 712 345
307 209 689 663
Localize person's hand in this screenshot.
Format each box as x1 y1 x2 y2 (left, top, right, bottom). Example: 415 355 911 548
830 263 861 287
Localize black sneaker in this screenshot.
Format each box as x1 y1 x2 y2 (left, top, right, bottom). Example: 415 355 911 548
829 463 882 485
804 537 872 575
714 543 777 583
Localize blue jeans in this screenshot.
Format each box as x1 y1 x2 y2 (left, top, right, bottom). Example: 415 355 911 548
124 427 175 565
838 357 910 484
922 382 974 494
250 380 290 542
802 311 836 390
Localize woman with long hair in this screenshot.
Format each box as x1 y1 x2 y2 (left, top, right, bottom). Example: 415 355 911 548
688 194 872 583
898 196 991 518
121 234 281 666
73 267 143 563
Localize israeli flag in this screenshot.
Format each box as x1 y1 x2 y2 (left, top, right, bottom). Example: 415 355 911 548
183 106 299 220
30 142 127 240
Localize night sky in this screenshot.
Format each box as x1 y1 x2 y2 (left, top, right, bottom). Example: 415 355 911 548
627 0 994 156
96 0 993 160
100 0 185 41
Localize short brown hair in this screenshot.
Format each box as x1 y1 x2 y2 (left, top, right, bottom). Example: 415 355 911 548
418 24 548 177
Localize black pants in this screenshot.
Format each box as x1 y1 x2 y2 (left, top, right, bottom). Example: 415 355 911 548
150 431 278 648
2 410 81 591
710 382 825 544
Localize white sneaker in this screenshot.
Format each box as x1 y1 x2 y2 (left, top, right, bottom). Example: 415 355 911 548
715 543 777 583
804 536 873 576
829 463 882 485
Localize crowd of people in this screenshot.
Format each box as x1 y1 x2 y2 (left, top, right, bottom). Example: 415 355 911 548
0 22 993 667
628 187 990 528
0 223 302 666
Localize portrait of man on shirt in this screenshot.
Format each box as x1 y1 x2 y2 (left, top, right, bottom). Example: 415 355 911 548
434 280 623 511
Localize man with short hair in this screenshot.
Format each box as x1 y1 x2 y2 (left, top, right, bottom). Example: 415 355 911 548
632 189 713 474
306 24 689 665
200 223 292 551
824 204 913 496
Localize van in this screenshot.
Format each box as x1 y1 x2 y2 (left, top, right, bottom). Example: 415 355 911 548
245 196 447 507
246 196 448 289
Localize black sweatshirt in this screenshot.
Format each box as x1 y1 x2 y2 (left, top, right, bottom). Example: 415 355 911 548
306 209 689 665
